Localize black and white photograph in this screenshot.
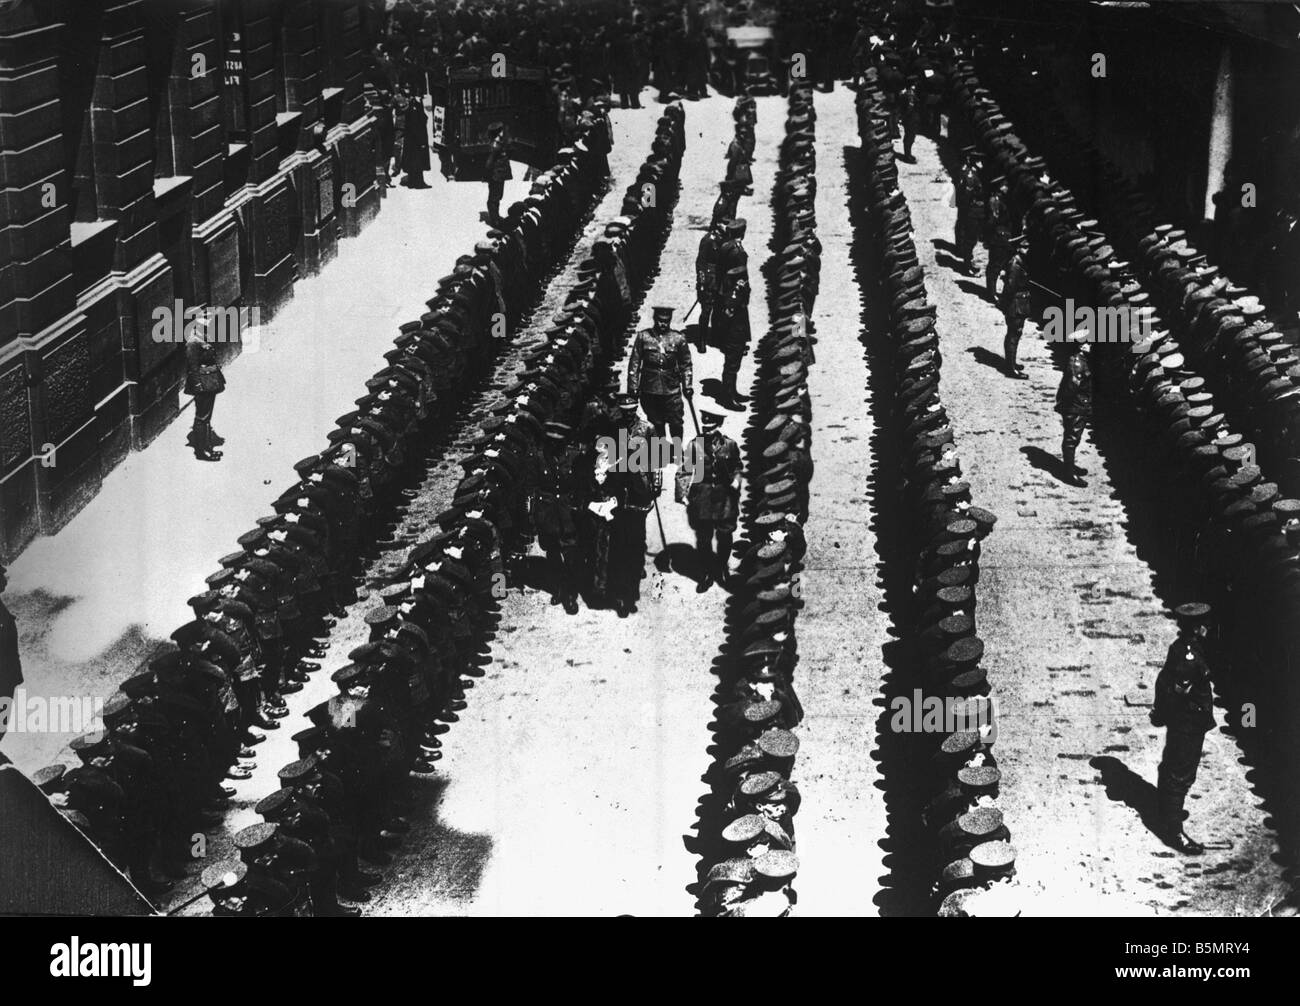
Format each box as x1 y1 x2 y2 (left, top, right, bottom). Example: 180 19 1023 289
0 0 1295 959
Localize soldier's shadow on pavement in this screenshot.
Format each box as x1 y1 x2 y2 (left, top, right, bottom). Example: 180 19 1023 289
1021 444 1070 484
654 543 709 586
933 250 968 275
966 345 1007 374
955 278 994 304
1090 755 1163 841
367 776 495 911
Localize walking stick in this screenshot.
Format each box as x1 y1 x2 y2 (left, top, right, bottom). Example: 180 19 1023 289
652 497 668 551
686 393 702 437
682 298 700 322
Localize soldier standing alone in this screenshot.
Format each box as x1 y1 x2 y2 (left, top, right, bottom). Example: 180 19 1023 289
185 326 226 461
628 306 693 447
1056 328 1092 486
1151 602 1216 855
999 238 1031 379
484 122 511 226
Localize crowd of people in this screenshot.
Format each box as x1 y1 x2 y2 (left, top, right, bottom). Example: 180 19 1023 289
697 84 820 918
28 115 615 914
854 49 1014 914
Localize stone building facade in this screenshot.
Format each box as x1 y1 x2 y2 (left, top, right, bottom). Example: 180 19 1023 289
0 0 385 559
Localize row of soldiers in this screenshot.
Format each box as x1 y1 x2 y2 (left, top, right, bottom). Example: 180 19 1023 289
942 46 1299 853
28 125 613 912
701 84 820 919
856 70 1018 914
970 41 1300 499
208 109 685 916
694 97 757 410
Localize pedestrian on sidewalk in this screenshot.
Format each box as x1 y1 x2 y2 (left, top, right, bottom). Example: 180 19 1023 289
400 90 430 188
0 564 21 741
484 122 512 226
184 326 225 461
1055 328 1092 486
1151 602 1216 855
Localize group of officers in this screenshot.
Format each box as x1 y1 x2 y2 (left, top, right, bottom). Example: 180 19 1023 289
27 116 614 914
857 63 1019 907
700 82 822 918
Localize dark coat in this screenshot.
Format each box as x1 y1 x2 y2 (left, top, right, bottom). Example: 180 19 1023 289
401 102 430 174
0 596 21 702
1151 635 1215 732
184 337 225 396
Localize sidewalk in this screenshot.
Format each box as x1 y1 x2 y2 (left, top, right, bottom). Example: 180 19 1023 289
2 155 530 773
894 131 1287 915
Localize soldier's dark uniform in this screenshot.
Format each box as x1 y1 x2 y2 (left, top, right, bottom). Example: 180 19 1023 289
1151 603 1216 854
627 306 693 444
608 395 659 615
715 219 752 408
678 413 742 588
999 242 1031 377
532 423 586 614
953 153 985 276
695 219 728 353
1057 334 1092 485
984 180 1015 298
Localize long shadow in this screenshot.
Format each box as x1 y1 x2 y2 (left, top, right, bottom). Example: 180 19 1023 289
846 143 936 917
1090 755 1162 841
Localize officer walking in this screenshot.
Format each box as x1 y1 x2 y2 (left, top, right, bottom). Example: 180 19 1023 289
608 394 660 616
999 238 1031 379
1151 602 1216 855
628 306 693 446
677 411 743 591
184 325 226 461
1056 328 1092 486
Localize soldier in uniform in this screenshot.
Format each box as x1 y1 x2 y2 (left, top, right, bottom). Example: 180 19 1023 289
628 306 693 446
678 411 743 591
896 80 919 162
999 238 1031 379
184 326 225 461
952 148 986 277
0 564 20 740
1056 328 1092 486
609 394 660 616
532 422 585 614
695 216 729 353
715 219 752 409
484 122 512 226
1150 602 1216 854
984 176 1015 299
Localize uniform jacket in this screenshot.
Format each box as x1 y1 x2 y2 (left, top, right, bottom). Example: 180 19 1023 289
628 326 692 396
1056 350 1092 416
1001 254 1032 317
1151 636 1215 732
679 431 742 523
184 337 225 396
486 133 513 183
